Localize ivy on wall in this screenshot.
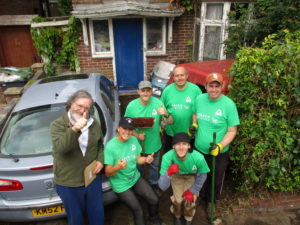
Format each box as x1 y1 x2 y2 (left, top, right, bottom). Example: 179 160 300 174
31 16 81 77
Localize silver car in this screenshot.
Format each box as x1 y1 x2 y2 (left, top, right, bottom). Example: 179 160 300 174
0 74 120 222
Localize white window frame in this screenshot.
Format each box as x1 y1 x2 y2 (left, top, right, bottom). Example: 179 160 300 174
143 17 166 56
197 2 231 61
89 18 114 58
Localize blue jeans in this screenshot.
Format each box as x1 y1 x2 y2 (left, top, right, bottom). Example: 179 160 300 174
138 150 161 185
55 176 104 225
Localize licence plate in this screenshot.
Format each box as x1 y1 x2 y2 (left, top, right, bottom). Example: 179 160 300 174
32 205 65 217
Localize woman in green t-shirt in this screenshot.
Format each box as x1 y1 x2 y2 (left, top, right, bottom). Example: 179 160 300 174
104 117 163 225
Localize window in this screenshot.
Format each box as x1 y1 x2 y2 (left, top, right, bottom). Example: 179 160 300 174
89 19 113 57
194 2 231 61
203 26 221 60
145 17 166 55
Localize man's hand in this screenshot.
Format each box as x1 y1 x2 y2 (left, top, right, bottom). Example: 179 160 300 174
182 189 194 203
93 161 103 174
137 132 145 141
157 104 169 117
72 111 88 132
187 123 198 137
144 153 154 164
167 163 179 176
209 143 223 156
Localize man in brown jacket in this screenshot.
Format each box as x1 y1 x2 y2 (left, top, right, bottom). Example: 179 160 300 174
51 90 104 225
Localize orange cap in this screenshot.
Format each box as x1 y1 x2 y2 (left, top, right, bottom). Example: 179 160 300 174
206 73 223 84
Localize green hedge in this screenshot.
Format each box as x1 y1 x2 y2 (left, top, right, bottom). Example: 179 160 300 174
228 30 300 193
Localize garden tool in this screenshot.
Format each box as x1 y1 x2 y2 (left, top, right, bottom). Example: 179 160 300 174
209 132 217 225
131 117 154 156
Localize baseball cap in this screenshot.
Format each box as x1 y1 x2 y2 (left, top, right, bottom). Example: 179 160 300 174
119 117 135 130
172 132 190 145
206 73 223 84
138 80 152 89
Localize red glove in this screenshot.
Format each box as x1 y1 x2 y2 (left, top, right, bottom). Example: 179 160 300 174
167 164 179 176
183 190 194 203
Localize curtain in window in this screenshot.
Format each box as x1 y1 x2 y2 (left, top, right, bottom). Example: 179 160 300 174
203 26 221 60
206 3 223 20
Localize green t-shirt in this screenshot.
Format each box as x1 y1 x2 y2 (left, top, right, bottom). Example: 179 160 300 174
104 136 142 193
124 96 163 154
193 94 240 154
160 82 202 136
160 150 210 175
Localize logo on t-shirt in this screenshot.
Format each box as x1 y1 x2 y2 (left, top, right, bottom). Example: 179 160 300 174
215 109 222 116
212 118 218 123
152 109 157 115
192 165 197 171
186 96 191 103
131 144 136 151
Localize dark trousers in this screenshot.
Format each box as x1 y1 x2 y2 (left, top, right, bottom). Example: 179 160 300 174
200 151 229 202
117 176 159 225
55 176 104 225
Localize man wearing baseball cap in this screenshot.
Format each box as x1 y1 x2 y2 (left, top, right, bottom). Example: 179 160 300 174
124 80 172 193
158 132 209 225
191 73 240 222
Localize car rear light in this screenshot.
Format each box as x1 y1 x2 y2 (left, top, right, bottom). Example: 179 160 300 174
30 165 53 171
0 179 23 191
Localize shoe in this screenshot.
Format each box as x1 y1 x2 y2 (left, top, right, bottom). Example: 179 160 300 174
185 220 193 225
173 216 182 225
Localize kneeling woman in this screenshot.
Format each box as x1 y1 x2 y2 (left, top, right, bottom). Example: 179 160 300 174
104 117 162 225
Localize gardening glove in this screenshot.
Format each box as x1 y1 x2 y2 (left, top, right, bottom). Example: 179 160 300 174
209 143 223 156
182 189 194 203
187 122 198 137
167 163 179 176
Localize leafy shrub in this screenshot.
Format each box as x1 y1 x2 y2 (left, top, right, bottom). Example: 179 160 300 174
31 16 81 77
228 30 300 193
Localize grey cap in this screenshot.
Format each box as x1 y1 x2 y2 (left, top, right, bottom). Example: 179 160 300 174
138 80 152 89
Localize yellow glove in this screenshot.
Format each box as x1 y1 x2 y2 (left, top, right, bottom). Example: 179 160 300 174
187 123 198 137
210 143 223 156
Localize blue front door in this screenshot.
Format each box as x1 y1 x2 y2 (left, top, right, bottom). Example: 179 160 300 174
113 18 144 90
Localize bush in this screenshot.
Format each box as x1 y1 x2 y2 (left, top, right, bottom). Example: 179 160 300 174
228 30 300 193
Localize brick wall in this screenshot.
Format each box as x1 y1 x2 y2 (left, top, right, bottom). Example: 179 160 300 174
146 11 194 77
77 39 114 80
231 192 300 213
77 11 194 81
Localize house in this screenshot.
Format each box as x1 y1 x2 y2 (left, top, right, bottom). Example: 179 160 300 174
0 0 60 67
71 0 249 90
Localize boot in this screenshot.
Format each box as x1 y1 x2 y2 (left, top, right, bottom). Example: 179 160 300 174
173 216 182 225
148 204 163 225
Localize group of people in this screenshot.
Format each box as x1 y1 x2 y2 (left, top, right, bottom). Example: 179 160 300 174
51 65 240 225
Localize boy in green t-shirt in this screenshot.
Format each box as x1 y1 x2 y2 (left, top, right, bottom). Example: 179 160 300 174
158 132 209 225
104 117 163 225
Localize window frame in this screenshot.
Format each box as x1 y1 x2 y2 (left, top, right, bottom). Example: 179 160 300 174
89 18 114 58
195 2 231 61
144 17 166 56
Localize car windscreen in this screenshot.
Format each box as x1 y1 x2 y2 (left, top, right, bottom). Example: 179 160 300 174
0 103 106 156
0 104 66 156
